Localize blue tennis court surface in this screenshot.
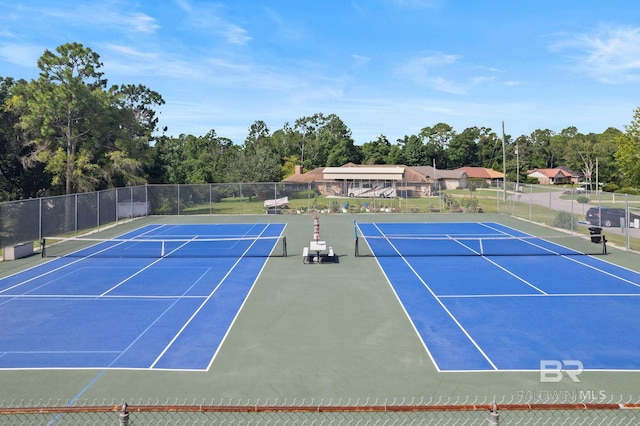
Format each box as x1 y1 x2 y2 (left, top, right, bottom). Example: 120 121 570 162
0 223 285 371
357 222 640 372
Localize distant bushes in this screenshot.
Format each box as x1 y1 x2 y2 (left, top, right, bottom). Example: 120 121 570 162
290 189 318 199
554 211 576 230
617 187 640 196
603 183 639 195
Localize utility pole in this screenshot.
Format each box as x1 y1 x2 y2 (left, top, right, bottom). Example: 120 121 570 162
596 157 599 193
502 121 507 202
516 141 519 191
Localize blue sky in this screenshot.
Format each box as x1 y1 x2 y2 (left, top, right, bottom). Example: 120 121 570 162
1 0 640 144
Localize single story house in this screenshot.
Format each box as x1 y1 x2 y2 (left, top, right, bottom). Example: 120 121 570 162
456 167 506 187
283 163 468 197
411 166 468 192
526 168 574 185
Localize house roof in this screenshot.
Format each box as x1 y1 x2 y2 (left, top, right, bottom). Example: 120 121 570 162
282 167 325 183
556 166 578 176
411 166 466 179
456 166 505 179
526 168 572 178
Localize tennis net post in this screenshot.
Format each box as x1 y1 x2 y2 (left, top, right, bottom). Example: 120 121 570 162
353 219 360 257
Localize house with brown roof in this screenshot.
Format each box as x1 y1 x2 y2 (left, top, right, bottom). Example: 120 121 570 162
412 166 468 191
526 168 574 185
455 167 505 187
283 163 467 197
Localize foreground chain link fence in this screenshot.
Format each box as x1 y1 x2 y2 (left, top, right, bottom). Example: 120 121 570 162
1 397 640 425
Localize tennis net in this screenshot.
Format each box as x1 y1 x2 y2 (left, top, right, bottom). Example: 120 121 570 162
355 234 605 257
42 235 287 259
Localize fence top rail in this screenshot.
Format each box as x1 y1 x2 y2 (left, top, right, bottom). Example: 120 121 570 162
1 402 639 415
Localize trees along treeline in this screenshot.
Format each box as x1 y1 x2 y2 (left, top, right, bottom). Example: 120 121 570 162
2 43 640 201
1 43 164 200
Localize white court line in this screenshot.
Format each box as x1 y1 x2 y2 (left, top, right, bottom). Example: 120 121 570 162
0 225 167 296
439 293 640 298
105 267 214 369
440 232 547 294
0 223 284 372
204 228 282 371
370 223 499 371
561 255 640 289
150 225 273 369
3 350 120 355
366 221 640 373
99 237 198 296
468 252 548 295
0 294 207 299
140 222 268 240
481 222 640 290
372 227 549 296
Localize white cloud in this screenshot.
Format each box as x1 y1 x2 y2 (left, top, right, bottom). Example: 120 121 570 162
101 45 206 81
397 51 508 95
174 0 192 13
415 52 460 67
261 6 304 41
222 25 252 45
180 2 252 46
1 3 160 37
387 0 437 9
103 43 158 60
398 52 466 94
552 25 640 84
35 4 160 35
126 12 161 34
351 54 371 69
0 42 44 68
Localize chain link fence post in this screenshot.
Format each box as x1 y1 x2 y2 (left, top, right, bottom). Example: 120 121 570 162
488 402 499 425
118 403 129 426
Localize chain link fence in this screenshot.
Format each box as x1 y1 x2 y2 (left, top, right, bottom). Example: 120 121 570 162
1 182 639 255
0 187 148 250
1 183 640 423
1 397 639 425
496 183 640 252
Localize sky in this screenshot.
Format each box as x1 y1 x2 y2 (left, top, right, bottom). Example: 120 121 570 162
1 0 640 145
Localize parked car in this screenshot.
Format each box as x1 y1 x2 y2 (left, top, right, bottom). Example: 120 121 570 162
586 207 639 227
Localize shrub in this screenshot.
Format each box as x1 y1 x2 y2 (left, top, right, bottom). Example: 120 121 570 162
291 189 318 199
616 187 640 196
554 211 575 230
468 178 487 189
576 195 590 204
211 188 223 203
461 197 479 209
